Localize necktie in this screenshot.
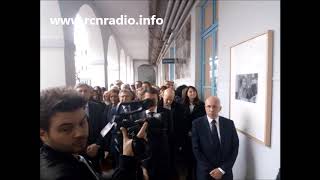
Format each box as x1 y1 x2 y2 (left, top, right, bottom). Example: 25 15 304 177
147 111 154 118
123 105 130 113
211 120 221 148
76 155 100 180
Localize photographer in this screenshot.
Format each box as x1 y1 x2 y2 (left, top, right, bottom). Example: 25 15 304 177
138 87 171 180
107 89 136 168
112 122 148 180
40 87 148 180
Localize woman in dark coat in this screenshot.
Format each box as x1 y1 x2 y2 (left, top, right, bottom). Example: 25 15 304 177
182 86 206 180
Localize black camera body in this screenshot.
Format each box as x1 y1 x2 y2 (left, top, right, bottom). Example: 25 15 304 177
111 99 165 160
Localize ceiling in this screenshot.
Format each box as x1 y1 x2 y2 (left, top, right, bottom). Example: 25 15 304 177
92 0 194 64
94 0 152 60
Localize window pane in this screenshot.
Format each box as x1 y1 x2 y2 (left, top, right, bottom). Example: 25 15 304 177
212 32 218 95
204 1 213 30
204 35 213 86
165 64 169 80
204 88 212 100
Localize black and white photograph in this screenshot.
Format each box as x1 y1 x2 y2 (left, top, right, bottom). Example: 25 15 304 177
235 73 258 103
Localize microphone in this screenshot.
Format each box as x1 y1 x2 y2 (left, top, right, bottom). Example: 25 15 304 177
141 98 155 109
115 99 155 116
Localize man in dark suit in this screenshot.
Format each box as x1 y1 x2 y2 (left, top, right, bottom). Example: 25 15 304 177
192 96 239 180
138 87 171 180
75 83 105 173
158 88 189 180
107 89 137 168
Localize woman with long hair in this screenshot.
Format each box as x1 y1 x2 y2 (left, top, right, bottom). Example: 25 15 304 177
182 86 206 180
183 86 206 122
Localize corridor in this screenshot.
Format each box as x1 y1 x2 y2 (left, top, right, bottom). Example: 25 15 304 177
40 0 280 179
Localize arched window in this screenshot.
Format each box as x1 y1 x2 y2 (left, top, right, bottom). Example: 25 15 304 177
107 35 119 88
74 4 105 87
120 49 126 82
126 56 132 83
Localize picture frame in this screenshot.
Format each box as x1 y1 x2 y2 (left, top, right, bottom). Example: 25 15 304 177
229 30 273 147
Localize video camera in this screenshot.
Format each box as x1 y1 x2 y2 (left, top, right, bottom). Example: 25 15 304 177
110 98 165 160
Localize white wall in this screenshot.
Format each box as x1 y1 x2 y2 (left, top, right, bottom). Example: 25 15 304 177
41 48 66 89
217 1 280 179
41 0 66 89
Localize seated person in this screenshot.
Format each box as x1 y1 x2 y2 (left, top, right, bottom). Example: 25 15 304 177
40 87 147 180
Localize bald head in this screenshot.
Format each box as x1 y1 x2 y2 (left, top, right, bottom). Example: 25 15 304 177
163 88 175 107
205 96 222 119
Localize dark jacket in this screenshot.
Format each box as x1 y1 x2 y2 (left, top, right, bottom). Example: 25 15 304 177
101 104 117 152
183 101 206 165
112 155 143 180
185 101 206 130
87 101 105 146
158 100 189 166
192 116 239 180
40 145 98 180
40 145 142 180
105 103 142 168
137 106 171 180
84 101 106 172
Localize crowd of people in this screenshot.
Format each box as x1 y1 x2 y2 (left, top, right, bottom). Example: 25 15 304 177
40 79 239 180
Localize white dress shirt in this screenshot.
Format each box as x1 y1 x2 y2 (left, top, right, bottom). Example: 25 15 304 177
189 104 195 113
207 115 225 174
146 107 158 115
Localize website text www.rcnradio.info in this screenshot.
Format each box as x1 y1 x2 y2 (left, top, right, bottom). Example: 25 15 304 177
50 15 163 26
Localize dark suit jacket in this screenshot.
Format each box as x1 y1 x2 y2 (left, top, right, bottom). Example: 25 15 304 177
158 100 189 167
183 101 206 165
185 101 206 131
83 101 105 172
87 101 105 146
104 103 141 168
192 116 239 180
138 106 171 180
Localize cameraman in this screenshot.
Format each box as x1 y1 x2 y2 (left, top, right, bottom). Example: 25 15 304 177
112 122 148 180
107 89 136 168
40 87 148 180
139 87 171 180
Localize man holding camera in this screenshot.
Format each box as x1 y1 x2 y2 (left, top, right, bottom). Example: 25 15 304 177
107 89 136 168
138 87 171 180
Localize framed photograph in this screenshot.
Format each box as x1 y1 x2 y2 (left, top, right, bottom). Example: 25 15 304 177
229 30 273 147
